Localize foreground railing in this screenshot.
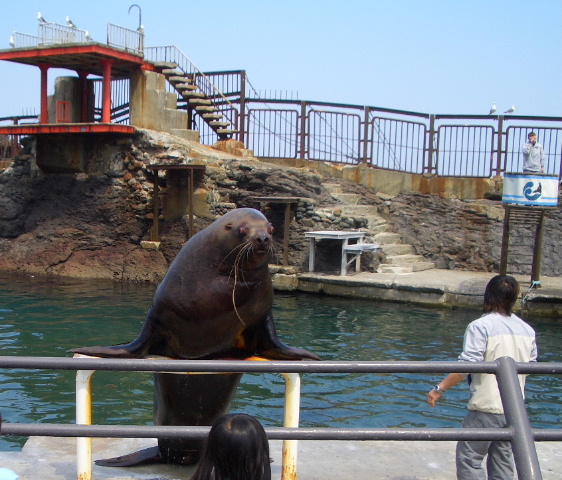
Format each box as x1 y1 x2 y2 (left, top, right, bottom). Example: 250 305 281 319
0 356 561 480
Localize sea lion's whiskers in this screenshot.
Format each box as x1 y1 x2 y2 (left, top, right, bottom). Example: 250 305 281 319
231 241 254 326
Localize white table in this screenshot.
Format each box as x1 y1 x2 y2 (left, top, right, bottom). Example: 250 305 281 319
305 230 367 276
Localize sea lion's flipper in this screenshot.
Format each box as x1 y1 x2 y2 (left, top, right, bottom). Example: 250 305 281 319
94 446 164 467
252 311 321 361
69 316 157 358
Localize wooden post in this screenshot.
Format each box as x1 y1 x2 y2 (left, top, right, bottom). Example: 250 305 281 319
531 211 546 286
283 202 291 266
151 174 160 242
499 206 510 275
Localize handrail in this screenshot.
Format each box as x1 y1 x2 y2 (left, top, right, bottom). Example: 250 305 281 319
1 356 561 480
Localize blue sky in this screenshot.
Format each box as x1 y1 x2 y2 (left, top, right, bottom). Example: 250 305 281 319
1 0 560 118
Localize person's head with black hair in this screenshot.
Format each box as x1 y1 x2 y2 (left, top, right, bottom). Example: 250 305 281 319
190 413 271 480
482 275 520 316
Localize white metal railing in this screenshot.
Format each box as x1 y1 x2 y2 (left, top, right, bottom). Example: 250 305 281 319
74 355 300 480
38 23 88 45
107 24 144 55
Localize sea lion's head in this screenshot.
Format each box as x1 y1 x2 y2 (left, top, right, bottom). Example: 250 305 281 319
219 208 274 271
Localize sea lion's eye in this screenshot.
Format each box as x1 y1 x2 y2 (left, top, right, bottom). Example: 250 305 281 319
225 223 233 231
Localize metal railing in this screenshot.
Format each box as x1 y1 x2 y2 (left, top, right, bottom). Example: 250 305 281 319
0 355 561 480
106 24 144 55
182 70 562 178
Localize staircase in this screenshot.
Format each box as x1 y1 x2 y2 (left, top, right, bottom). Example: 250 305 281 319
320 183 435 274
151 61 238 140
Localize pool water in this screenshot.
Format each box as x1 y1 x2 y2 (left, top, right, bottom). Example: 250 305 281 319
1 273 560 451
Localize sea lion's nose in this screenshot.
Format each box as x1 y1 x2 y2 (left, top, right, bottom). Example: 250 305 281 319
255 233 270 247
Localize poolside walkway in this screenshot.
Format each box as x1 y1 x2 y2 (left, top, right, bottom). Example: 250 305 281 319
0 436 561 479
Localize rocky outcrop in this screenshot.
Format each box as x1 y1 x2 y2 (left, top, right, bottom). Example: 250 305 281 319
1 129 560 282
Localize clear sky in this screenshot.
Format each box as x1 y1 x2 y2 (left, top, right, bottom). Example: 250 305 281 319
1 0 560 118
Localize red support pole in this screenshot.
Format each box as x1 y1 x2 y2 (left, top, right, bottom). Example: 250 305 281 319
78 71 89 123
100 59 113 124
39 63 50 124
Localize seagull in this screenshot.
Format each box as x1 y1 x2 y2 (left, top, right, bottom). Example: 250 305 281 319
504 105 516 114
66 16 77 28
37 12 47 23
85 30 92 41
488 102 497 115
137 24 145 33
9 35 15 48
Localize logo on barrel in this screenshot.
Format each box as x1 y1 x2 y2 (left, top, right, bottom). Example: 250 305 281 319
523 181 542 201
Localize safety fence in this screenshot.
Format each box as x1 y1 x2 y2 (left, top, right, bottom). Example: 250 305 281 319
198 70 562 179
0 355 561 480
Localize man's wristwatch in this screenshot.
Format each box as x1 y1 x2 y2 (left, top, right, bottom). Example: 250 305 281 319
434 385 445 394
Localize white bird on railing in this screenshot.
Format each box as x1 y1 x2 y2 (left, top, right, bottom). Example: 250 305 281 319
137 24 144 34
66 16 77 28
488 102 497 115
37 12 47 23
9 35 15 48
85 30 92 41
504 105 516 114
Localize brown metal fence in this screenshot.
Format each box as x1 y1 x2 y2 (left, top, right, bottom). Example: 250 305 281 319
193 70 562 179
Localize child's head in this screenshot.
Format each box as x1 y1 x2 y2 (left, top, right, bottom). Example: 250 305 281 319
191 413 271 480
483 275 520 315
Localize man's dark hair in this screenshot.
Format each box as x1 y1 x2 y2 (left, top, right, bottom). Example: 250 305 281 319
483 275 520 315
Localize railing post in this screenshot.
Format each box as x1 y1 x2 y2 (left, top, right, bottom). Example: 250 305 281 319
299 101 307 160
496 356 543 480
362 106 371 164
426 114 436 174
76 367 95 480
239 71 247 144
495 115 504 177
281 373 301 480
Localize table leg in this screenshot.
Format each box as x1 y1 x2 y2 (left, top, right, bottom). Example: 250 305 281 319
341 239 348 276
308 238 315 272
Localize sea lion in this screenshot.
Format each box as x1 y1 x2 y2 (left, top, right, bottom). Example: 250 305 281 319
70 207 320 466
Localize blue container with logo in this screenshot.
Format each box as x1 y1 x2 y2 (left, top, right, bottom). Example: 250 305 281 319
502 173 559 207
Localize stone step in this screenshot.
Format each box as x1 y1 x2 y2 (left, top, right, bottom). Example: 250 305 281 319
168 75 190 83
338 205 380 216
374 232 402 244
188 98 212 106
195 105 218 113
323 183 344 195
153 61 177 69
181 91 206 99
176 83 198 91
217 129 238 135
209 121 231 127
162 68 185 76
377 261 435 274
384 254 428 265
380 244 414 255
202 113 223 120
333 193 362 204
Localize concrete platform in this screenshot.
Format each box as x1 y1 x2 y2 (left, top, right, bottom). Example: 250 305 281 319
0 437 561 479
272 268 562 317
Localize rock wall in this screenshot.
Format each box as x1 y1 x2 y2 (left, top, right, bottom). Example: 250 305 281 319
0 129 560 282
387 193 562 276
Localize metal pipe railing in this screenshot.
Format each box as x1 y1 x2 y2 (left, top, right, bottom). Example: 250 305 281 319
1 356 561 480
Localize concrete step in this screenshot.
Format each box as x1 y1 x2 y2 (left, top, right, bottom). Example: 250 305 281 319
380 244 414 255
202 113 223 120
181 91 206 99
384 254 428 265
162 68 185 76
153 61 177 69
195 105 218 113
188 98 212 106
209 121 231 127
176 83 198 91
217 128 238 135
167 75 190 83
332 193 362 204
323 183 344 195
377 261 435 274
374 232 402 244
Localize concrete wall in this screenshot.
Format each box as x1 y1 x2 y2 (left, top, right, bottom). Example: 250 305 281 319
129 70 199 142
260 158 502 200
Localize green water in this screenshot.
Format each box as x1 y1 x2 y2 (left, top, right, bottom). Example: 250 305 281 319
0 272 561 451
